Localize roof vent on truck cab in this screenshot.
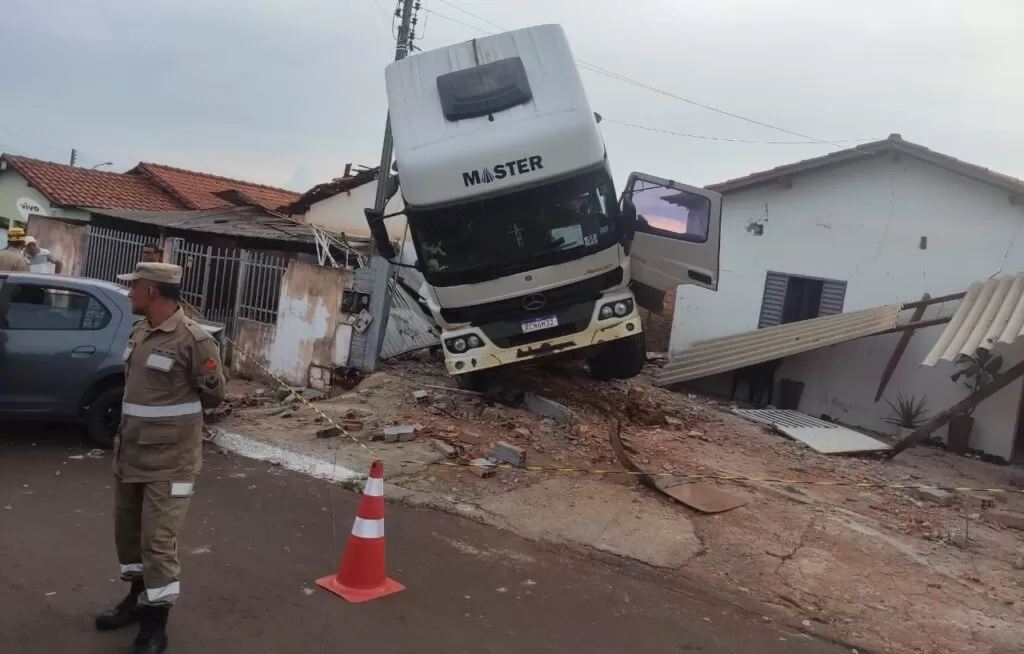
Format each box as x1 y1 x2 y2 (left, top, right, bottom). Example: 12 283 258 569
436 56 533 122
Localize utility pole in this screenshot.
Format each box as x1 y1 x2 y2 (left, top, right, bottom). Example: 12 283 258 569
69 148 78 166
361 0 419 373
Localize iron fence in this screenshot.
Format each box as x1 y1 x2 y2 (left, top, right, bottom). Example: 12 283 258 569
239 251 288 324
82 225 152 285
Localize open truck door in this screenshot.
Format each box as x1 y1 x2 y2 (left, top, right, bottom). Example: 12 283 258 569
623 172 721 314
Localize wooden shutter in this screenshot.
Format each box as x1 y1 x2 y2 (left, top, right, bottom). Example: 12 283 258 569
818 279 847 316
758 272 789 328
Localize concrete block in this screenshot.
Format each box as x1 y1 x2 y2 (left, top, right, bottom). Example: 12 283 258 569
316 427 341 439
911 487 954 506
433 396 454 412
523 392 574 425
468 458 496 478
492 441 527 467
431 439 457 458
412 390 429 404
984 509 1024 531
384 425 415 443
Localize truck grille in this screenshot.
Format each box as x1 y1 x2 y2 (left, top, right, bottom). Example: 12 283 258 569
440 268 623 325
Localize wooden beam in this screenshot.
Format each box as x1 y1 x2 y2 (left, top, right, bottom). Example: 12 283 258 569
875 293 929 402
874 316 951 337
902 292 966 310
885 358 1024 459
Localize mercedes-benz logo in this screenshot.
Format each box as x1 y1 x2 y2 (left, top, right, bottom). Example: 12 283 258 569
522 293 546 311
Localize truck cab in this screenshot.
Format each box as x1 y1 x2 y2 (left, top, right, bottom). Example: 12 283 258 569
370 24 721 386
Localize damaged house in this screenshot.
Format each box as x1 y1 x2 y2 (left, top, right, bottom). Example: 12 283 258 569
661 134 1024 462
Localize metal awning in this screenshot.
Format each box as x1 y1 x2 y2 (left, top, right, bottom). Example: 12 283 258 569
923 274 1024 366
656 303 904 387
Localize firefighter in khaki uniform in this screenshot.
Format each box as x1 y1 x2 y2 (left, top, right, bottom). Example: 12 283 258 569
94 262 225 654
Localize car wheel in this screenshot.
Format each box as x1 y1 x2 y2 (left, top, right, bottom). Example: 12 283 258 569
85 385 123 449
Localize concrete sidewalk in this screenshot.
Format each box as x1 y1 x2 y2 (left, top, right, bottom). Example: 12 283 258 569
0 429 846 654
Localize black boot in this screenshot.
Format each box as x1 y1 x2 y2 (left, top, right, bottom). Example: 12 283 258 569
127 605 169 654
95 579 144 631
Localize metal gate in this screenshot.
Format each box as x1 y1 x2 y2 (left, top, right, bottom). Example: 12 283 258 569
168 239 246 333
82 225 152 285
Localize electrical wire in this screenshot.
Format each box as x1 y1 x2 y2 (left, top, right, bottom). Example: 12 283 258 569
425 1 847 148
602 118 878 146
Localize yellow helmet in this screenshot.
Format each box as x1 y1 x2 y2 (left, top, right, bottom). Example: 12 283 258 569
7 226 26 242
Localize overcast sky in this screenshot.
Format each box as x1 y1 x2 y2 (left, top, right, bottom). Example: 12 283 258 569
1 0 1021 193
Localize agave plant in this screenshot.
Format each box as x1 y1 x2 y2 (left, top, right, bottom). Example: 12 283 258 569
885 392 929 428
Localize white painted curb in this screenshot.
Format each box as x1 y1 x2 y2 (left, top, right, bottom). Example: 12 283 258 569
211 429 363 484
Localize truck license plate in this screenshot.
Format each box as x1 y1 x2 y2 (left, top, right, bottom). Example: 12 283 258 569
521 316 558 334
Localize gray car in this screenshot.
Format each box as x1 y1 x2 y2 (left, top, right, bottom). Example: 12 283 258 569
0 272 223 447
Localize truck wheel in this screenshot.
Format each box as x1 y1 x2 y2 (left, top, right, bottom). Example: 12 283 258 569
85 385 123 449
588 332 646 381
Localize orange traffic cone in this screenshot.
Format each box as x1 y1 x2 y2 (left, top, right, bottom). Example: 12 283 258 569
316 460 405 603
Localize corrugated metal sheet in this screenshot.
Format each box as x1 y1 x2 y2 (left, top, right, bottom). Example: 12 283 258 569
657 303 904 387
732 409 891 454
818 279 847 316
923 273 1024 366
381 281 439 359
758 272 788 328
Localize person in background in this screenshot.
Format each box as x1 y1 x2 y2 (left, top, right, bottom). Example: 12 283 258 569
0 226 30 272
140 243 163 263
24 236 64 274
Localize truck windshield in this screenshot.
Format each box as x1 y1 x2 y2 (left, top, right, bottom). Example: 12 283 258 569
408 168 619 285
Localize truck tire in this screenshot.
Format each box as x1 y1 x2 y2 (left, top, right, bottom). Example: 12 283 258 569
85 385 123 449
588 332 646 381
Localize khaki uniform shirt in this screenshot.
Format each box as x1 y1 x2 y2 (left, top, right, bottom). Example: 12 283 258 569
114 308 226 483
0 248 29 272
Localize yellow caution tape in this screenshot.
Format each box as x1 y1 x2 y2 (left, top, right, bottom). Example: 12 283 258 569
186 301 1024 496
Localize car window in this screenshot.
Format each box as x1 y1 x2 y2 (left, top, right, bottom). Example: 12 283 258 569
4 284 112 331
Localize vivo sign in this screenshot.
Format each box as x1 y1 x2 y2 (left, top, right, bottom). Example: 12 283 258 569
15 196 46 221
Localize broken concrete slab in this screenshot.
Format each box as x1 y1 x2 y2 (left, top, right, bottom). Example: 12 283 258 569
430 439 457 458
316 427 341 439
468 458 497 478
911 487 955 507
492 441 527 468
478 477 700 567
984 509 1024 530
384 425 416 443
523 392 574 425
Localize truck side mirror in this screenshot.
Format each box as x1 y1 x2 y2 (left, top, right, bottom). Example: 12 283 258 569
363 208 397 260
618 199 638 254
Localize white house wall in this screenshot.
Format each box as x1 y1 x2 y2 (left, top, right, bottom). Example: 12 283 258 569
671 155 1024 460
306 180 409 242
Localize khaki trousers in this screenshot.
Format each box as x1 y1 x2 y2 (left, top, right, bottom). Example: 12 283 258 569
114 481 193 606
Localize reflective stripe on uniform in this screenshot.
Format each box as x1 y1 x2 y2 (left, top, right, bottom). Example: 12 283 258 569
122 401 202 418
145 581 180 603
120 563 143 575
351 517 384 539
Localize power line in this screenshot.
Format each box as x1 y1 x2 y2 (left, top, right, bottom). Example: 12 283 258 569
602 118 878 146
425 1 845 148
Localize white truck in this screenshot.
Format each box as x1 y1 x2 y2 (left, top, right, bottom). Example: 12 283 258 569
366 23 722 388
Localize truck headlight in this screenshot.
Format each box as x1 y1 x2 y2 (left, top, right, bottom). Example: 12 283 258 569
598 299 634 320
445 333 485 354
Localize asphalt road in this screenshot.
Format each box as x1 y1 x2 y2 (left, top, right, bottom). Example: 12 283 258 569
0 427 846 654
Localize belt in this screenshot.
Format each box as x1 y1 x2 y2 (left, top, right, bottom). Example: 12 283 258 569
122 401 203 418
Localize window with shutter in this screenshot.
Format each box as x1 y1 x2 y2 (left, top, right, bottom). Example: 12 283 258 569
757 272 847 328
757 272 789 328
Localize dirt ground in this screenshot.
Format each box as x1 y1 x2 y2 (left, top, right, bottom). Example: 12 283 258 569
217 354 1024 654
